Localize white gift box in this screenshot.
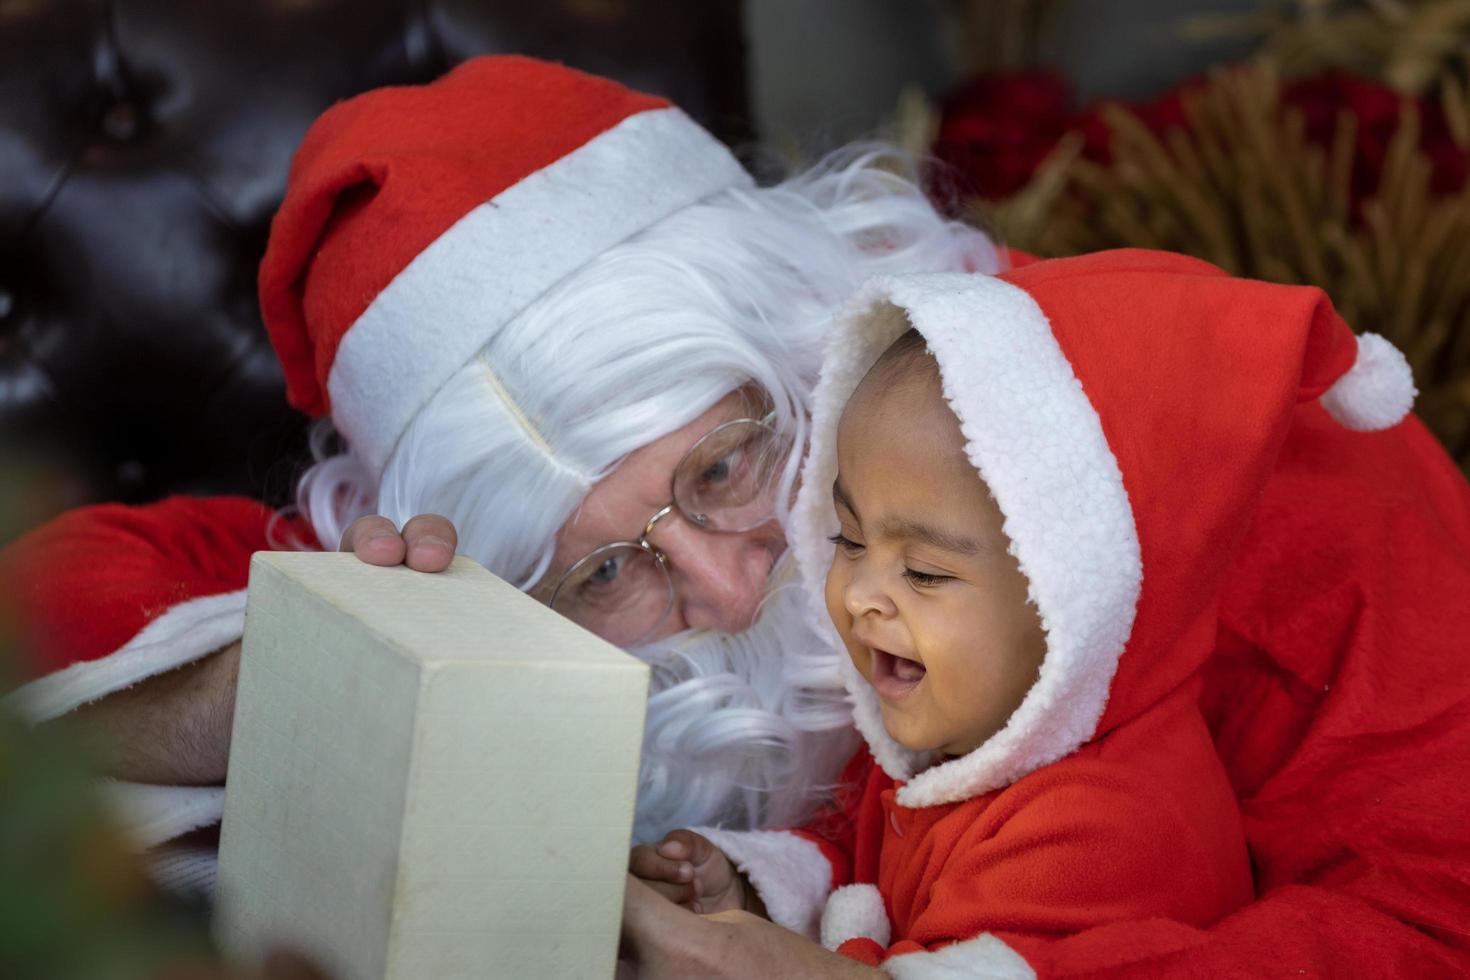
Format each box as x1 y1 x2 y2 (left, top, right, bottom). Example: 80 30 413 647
215 552 649 979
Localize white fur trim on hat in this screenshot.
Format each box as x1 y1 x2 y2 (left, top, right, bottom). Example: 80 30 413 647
327 106 752 477
2 589 248 723
821 883 891 951
1319 332 1417 431
883 934 1037 979
791 273 1141 809
694 827 834 940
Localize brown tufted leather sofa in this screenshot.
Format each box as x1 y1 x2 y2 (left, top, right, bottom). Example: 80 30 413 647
0 0 750 545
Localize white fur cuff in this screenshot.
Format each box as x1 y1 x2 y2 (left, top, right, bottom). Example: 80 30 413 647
3 589 248 723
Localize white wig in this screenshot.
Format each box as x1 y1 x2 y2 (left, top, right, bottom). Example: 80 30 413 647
292 145 1000 836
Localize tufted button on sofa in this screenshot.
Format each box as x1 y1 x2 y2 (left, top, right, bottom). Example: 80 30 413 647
0 0 749 544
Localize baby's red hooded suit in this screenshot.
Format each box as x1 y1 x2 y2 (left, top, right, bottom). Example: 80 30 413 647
699 249 1430 978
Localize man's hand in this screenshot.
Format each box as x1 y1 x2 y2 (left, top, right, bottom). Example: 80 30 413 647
629 829 756 916
620 876 882 980
340 514 457 572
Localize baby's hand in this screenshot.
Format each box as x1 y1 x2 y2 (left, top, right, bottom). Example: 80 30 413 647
628 829 747 915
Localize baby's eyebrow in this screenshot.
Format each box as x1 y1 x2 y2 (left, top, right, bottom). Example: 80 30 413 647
876 517 987 557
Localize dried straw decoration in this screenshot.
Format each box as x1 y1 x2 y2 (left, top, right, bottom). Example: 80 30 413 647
1183 0 1470 97
977 62 1470 469
941 0 1063 74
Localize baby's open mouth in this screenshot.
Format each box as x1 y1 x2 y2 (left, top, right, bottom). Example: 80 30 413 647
871 649 926 700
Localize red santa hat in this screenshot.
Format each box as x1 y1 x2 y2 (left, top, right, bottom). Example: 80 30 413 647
792 248 1417 808
258 56 751 477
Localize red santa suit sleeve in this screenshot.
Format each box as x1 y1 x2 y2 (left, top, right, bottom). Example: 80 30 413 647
1177 406 1470 979
1 495 313 722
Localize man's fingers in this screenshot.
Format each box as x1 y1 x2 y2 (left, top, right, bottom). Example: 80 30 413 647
340 516 405 565
401 514 457 572
642 876 697 908
622 874 684 933
340 514 457 572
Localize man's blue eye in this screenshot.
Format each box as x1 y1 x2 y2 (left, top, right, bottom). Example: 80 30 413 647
701 454 734 485
587 555 623 586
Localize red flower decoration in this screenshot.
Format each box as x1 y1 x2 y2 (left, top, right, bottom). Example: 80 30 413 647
934 68 1469 214
932 72 1074 201
1283 73 1468 205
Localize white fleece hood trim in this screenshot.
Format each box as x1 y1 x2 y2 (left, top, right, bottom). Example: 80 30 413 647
792 273 1141 808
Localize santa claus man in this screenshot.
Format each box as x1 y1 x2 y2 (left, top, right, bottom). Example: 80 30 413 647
4 56 1468 977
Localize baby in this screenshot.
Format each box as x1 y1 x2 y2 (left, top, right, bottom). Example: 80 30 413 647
629 249 1416 975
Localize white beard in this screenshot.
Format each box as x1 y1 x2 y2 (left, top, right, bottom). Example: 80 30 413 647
626 553 858 842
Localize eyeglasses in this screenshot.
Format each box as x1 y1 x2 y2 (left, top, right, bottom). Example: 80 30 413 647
545 411 790 647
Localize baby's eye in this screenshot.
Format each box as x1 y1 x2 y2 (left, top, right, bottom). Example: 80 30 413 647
828 532 864 555
903 568 953 587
